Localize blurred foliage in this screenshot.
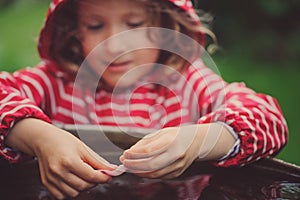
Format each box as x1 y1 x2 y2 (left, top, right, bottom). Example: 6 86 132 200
0 0 299 165
0 0 16 8
200 0 300 66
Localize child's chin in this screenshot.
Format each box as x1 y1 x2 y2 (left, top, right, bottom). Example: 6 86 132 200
103 80 136 91
112 81 137 90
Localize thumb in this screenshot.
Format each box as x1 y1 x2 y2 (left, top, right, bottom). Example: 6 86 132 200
83 145 117 170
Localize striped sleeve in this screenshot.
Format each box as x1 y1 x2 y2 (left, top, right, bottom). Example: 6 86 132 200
0 69 51 163
189 62 288 167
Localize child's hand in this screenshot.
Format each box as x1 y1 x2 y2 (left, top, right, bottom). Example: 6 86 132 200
120 124 236 179
120 125 203 179
36 134 116 199
6 119 116 199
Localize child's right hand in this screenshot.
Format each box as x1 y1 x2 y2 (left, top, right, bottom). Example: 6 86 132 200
6 118 116 199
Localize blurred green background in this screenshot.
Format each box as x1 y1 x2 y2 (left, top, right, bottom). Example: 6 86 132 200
0 0 299 165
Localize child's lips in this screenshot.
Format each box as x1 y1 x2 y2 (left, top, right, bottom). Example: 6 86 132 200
106 61 131 72
109 61 130 67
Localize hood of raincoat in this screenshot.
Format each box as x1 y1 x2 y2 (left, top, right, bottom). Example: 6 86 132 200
38 0 204 65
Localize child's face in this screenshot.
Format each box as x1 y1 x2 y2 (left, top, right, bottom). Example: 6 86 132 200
78 0 160 89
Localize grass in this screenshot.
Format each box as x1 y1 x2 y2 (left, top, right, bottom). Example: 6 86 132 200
0 1 299 166
0 1 48 71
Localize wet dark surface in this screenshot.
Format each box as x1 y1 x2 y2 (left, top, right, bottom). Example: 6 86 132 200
1 125 300 199
0 158 300 200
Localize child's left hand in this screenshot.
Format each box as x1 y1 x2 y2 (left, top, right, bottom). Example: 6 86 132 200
120 125 203 179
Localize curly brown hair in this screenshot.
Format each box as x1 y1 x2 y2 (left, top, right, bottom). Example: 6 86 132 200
48 0 213 74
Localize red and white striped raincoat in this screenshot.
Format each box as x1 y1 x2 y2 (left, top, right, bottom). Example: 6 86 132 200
0 0 288 167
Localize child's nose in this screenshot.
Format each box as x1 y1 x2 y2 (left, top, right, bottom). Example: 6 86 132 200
104 31 127 56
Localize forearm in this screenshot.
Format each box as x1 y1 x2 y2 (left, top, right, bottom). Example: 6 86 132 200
195 123 236 161
197 80 288 166
6 118 56 157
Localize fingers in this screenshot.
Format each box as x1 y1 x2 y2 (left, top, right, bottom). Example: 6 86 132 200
42 176 81 200
69 161 112 183
44 182 67 200
84 146 127 176
40 162 110 199
84 145 118 171
134 158 188 180
38 163 65 200
123 130 175 159
39 163 83 199
61 172 95 192
100 165 127 176
38 149 114 199
121 126 201 178
122 149 182 172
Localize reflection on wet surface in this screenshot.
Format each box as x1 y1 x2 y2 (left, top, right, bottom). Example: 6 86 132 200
262 182 300 199
1 158 299 200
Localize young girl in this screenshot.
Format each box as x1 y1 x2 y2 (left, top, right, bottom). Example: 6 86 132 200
0 0 288 199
